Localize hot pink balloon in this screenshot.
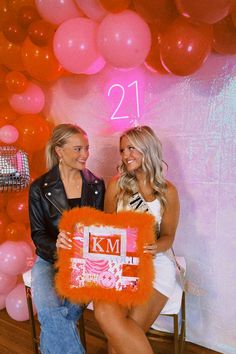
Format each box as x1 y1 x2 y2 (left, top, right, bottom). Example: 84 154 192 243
0 241 28 276
8 82 45 115
97 10 151 69
0 125 19 144
35 0 83 26
6 283 36 321
0 293 7 310
54 18 101 74
75 0 108 22
0 271 17 294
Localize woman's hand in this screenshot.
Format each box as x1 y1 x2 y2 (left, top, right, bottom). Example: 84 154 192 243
144 243 158 257
56 230 72 250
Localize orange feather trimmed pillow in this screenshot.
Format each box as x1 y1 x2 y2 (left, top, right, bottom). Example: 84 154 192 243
55 207 155 307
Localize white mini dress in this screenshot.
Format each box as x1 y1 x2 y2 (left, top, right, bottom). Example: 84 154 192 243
117 197 177 298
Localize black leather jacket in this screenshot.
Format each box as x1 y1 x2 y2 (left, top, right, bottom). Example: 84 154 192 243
29 165 105 263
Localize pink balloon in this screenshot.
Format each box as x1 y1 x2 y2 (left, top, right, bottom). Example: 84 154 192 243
8 82 45 115
6 283 36 321
35 0 83 26
0 271 17 294
82 56 106 74
75 0 108 22
18 241 35 271
0 125 19 144
0 293 7 310
0 241 28 276
97 10 151 69
54 18 101 74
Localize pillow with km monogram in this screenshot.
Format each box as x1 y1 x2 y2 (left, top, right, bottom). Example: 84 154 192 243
55 207 155 307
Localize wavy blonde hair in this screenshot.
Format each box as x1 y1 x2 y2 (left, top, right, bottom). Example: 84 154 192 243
117 126 167 209
45 124 87 170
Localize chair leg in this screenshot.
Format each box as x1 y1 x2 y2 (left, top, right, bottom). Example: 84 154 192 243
173 314 179 354
179 292 186 354
25 286 39 354
78 313 87 352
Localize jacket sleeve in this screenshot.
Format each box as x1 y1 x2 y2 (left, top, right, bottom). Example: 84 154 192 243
97 179 105 211
29 183 57 263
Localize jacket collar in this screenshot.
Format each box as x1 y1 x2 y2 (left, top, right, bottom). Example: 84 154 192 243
42 165 91 214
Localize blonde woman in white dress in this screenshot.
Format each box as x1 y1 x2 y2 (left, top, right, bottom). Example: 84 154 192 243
94 126 180 354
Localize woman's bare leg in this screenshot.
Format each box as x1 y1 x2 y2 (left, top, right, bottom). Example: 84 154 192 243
94 301 153 354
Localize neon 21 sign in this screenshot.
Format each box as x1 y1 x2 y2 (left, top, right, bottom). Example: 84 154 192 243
108 80 140 120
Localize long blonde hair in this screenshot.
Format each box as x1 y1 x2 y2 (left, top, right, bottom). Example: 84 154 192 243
45 124 87 170
118 126 167 209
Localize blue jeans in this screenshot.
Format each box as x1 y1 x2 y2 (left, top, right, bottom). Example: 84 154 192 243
32 257 85 354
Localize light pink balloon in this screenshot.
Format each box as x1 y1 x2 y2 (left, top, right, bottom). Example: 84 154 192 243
82 56 106 75
8 82 45 115
54 18 101 74
0 293 7 310
6 283 36 321
97 10 151 69
18 241 35 271
0 241 28 276
35 0 83 26
75 0 108 22
0 125 19 144
0 271 17 294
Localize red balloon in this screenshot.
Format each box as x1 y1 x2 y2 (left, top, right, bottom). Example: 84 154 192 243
99 0 131 13
8 0 35 13
213 15 236 54
30 148 47 176
3 19 27 43
5 71 28 93
21 37 64 82
5 222 28 242
134 0 178 24
0 0 12 30
0 102 19 123
145 21 169 74
175 0 231 24
160 17 213 76
28 20 55 47
13 114 51 153
17 5 40 29
6 192 29 224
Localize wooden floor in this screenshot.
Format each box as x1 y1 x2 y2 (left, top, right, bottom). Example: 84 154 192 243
0 308 221 354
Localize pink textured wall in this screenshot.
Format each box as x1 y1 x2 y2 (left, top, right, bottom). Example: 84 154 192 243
45 53 236 354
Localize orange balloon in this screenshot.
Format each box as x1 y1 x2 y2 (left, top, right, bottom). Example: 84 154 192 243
0 193 8 210
0 85 9 104
0 32 25 71
28 20 56 47
213 15 236 54
17 5 40 29
30 148 47 176
7 0 35 13
21 37 64 82
0 102 19 122
160 17 213 76
2 19 27 43
5 222 28 241
134 0 178 24
5 71 28 93
0 0 13 30
0 211 11 243
6 191 29 224
13 114 51 153
99 0 131 13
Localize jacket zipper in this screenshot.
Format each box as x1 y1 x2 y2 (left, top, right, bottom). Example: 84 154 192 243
45 193 63 215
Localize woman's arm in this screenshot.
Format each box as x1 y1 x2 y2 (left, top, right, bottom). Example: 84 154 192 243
144 181 180 255
104 176 119 213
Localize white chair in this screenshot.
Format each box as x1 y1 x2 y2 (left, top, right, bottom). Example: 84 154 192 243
147 256 186 354
22 270 87 354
